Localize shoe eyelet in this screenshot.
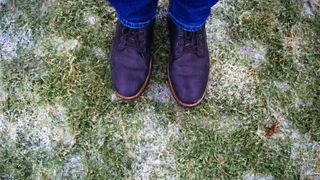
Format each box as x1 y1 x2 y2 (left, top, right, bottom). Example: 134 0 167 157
118 42 125 50
177 40 184 47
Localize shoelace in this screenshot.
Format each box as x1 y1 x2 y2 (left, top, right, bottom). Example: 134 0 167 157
119 27 146 54
178 29 204 56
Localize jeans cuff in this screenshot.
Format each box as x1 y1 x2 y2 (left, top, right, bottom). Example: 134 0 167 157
168 12 203 32
118 15 155 29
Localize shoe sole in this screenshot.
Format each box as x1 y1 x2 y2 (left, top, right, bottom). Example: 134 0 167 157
167 64 207 108
116 58 153 100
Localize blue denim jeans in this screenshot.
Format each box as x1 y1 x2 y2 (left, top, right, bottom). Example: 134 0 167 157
108 0 219 32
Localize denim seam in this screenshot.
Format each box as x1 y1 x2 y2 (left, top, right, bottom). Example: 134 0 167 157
168 11 203 32
118 14 156 29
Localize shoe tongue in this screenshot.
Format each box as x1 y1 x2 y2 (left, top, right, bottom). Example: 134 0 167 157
125 30 140 47
184 32 197 50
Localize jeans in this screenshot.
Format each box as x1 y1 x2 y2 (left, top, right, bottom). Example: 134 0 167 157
108 0 219 32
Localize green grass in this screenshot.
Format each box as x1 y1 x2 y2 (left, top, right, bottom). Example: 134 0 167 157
0 0 319 179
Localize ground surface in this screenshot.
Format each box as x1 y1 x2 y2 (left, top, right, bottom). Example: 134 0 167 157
0 0 320 179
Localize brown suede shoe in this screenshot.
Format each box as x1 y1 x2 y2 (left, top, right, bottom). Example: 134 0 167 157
167 17 210 108
110 21 154 100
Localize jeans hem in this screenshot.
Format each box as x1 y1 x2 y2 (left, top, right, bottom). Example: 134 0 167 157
168 12 203 32
118 15 155 29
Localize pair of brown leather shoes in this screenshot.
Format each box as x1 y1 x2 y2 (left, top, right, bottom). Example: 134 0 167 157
110 18 209 108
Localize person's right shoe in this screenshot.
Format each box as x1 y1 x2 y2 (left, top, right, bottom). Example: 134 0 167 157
110 21 154 100
167 18 210 108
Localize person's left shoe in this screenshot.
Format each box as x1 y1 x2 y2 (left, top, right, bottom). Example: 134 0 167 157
167 18 210 108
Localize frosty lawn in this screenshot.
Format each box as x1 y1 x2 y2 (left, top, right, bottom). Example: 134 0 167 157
0 0 319 179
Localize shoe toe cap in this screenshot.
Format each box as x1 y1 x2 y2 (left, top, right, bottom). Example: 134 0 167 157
112 68 148 98
116 81 143 98
169 61 209 106
172 81 206 105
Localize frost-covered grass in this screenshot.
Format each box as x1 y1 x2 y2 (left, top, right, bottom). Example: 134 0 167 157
0 0 319 179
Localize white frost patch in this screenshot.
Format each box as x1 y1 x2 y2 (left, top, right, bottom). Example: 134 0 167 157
63 155 85 179
268 109 320 177
0 114 8 132
283 24 309 69
0 28 33 61
157 0 169 17
294 98 313 109
147 83 172 103
240 41 267 67
0 31 17 60
84 13 100 26
0 0 9 5
132 109 179 179
208 61 256 105
0 86 7 102
0 11 33 61
303 0 320 16
205 1 258 106
92 46 106 58
158 0 169 6
91 115 108 148
38 35 81 57
244 172 274 180
110 93 120 102
206 17 230 43
273 81 290 91
316 69 320 77
0 0 9 10
2 103 74 152
49 36 80 55
215 115 242 133
40 0 55 16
